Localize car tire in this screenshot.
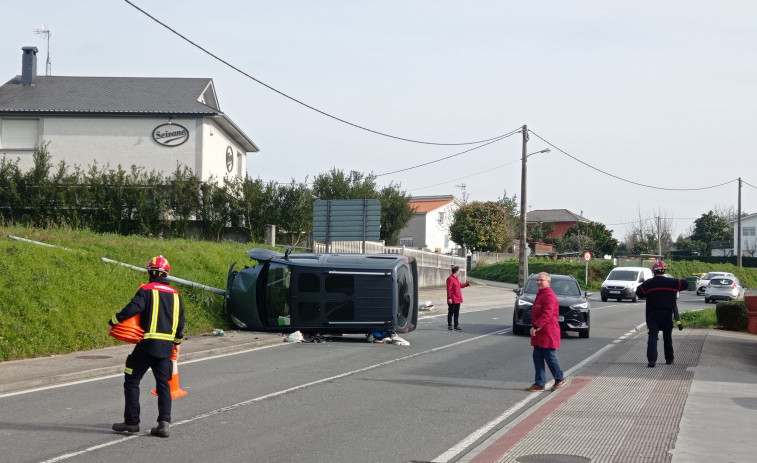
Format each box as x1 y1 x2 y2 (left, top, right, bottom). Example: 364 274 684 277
632 295 638 303
512 312 524 336
616 298 622 302
601 296 608 302
704 298 710 303
579 327 590 338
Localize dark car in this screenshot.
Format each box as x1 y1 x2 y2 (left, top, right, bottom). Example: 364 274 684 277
225 248 419 334
512 274 591 338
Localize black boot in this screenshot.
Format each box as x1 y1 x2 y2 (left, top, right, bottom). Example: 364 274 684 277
112 422 139 433
150 421 170 438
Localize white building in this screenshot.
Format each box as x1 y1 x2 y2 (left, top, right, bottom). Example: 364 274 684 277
398 195 463 254
0 46 258 181
731 213 757 257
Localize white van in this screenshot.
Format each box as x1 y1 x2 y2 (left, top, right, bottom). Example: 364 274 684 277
600 267 654 302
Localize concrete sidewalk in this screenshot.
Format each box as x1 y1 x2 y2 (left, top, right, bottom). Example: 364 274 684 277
457 328 757 463
1 281 756 463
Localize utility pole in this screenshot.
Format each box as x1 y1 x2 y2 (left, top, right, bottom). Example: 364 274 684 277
519 125 528 287
738 177 742 267
657 216 662 257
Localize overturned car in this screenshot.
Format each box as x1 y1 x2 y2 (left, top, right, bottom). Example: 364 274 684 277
226 248 419 334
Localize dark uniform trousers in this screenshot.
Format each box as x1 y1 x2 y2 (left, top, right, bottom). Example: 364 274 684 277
123 343 173 425
647 313 674 364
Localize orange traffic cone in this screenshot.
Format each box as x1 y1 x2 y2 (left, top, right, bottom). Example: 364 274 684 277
152 349 187 399
109 314 144 344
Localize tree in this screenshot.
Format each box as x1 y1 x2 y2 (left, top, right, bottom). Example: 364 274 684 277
563 221 619 256
449 201 511 251
377 183 414 245
690 211 732 255
528 222 555 243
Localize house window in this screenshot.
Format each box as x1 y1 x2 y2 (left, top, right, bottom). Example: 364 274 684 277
399 237 414 247
438 212 445 223
0 118 39 149
744 227 756 237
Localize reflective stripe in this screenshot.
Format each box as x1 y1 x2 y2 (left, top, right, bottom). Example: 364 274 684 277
142 289 180 342
144 333 175 341
171 293 179 334
124 367 133 375
149 290 160 333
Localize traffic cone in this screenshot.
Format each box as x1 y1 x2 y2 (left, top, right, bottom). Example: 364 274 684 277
109 314 144 344
152 349 187 399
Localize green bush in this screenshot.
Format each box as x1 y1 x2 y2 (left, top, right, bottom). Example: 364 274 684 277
715 300 749 331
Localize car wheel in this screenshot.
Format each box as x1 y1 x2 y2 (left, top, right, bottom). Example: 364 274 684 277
704 298 710 303
616 298 622 302
632 295 638 303
579 327 590 338
601 296 607 302
512 312 524 336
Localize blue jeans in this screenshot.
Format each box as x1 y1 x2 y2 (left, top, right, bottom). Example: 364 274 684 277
533 346 563 387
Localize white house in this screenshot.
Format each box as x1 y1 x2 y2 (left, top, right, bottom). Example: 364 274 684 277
730 213 757 257
0 46 258 182
398 195 463 254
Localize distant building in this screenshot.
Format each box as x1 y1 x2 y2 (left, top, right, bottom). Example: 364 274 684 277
398 195 463 254
730 212 757 257
0 46 258 182
526 209 591 238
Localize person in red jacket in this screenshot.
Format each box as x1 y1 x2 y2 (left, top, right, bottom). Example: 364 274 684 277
446 265 471 331
526 272 566 392
111 255 185 438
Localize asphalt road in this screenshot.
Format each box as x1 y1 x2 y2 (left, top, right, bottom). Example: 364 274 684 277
0 289 709 463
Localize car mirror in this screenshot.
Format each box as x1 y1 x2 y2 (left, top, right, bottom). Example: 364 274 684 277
585 291 593 298
513 288 521 295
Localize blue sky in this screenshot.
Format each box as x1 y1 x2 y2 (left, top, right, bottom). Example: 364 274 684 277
2 1 756 241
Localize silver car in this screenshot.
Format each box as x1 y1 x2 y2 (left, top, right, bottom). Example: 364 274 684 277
704 276 745 303
696 271 735 296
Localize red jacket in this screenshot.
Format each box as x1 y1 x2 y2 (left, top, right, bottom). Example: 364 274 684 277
530 286 561 349
446 275 470 303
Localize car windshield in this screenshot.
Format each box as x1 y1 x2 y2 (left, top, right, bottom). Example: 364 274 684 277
607 270 638 281
524 278 580 296
703 272 724 280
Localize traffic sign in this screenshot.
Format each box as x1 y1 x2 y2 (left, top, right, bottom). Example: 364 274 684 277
583 251 592 262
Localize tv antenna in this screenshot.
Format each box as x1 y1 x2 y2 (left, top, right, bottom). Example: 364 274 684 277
455 183 468 204
33 26 52 76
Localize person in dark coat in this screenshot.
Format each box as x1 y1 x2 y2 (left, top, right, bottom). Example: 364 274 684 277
635 260 687 367
446 265 471 330
111 255 185 438
526 272 566 392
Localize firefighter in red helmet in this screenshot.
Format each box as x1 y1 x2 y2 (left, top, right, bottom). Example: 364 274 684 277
635 260 687 367
110 255 184 438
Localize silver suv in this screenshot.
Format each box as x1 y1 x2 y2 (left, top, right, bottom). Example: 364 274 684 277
696 271 735 296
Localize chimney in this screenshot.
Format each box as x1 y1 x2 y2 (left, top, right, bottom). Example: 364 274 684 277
21 46 38 86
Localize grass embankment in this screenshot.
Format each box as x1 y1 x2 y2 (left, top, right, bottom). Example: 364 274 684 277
1 226 270 361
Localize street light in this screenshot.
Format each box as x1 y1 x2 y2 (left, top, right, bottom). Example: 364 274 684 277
518 139 551 287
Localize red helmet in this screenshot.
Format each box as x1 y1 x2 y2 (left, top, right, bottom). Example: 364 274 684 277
146 255 170 274
652 260 667 272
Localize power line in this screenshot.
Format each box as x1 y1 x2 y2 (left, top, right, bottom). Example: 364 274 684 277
409 157 522 192
528 130 739 192
123 0 517 147
375 129 521 177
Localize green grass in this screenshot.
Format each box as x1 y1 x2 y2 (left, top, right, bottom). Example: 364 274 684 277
680 307 718 328
0 225 274 361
